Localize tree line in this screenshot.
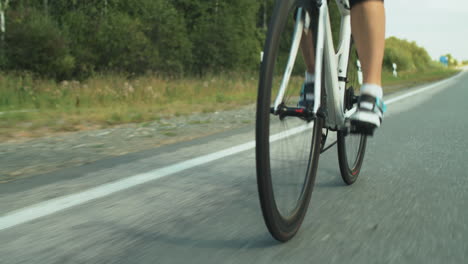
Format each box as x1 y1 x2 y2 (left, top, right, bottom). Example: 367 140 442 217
0 0 271 79
0 0 441 80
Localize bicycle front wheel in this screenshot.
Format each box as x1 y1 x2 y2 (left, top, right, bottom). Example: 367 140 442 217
256 0 322 242
337 43 367 185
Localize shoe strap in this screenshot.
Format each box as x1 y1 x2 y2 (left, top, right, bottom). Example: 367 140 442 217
358 94 387 114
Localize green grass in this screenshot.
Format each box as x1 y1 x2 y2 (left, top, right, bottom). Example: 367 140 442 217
162 131 177 137
382 68 460 94
0 67 460 140
0 72 259 139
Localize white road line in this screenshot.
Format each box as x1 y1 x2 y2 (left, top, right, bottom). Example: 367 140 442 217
0 124 312 231
0 71 464 231
385 71 463 105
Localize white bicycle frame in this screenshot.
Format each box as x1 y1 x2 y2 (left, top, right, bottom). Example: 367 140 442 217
272 0 357 130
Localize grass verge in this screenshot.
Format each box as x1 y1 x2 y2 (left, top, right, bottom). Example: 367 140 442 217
0 68 460 140
382 68 460 94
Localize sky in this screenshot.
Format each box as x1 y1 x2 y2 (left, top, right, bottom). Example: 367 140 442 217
385 0 468 61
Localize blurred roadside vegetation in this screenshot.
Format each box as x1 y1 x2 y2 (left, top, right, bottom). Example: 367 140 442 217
0 0 460 139
382 36 459 92
0 0 263 79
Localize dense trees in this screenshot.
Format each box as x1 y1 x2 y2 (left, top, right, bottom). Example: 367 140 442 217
383 37 435 72
0 0 444 80
0 0 263 79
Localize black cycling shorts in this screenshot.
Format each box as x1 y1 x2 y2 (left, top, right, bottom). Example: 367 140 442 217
350 0 384 9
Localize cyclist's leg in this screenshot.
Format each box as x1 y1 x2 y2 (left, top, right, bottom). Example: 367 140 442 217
350 0 385 88
349 0 386 132
300 31 315 75
299 0 385 87
298 31 316 108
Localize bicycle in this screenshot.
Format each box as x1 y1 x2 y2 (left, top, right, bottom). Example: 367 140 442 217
256 0 368 242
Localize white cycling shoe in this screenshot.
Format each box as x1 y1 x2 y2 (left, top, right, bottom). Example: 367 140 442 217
349 93 386 135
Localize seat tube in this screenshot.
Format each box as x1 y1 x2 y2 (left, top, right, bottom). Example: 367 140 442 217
322 1 345 129
313 2 327 114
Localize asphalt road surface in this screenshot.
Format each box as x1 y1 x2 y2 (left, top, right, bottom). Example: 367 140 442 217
1 71 467 264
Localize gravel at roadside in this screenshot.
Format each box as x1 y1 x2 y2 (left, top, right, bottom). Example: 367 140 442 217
0 105 256 183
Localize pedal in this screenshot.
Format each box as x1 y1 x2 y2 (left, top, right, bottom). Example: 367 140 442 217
349 120 376 136
271 105 315 122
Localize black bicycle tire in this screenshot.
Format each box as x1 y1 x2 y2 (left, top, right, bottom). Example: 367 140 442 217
337 131 367 184
256 0 323 242
337 42 367 185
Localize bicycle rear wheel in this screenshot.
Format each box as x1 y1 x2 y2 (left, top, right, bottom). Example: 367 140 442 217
337 43 367 185
256 0 323 242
